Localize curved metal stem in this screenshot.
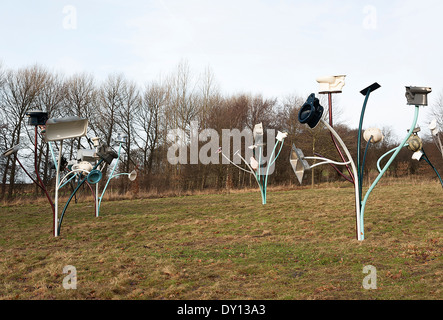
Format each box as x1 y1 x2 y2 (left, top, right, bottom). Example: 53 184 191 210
357 89 372 194
97 143 122 216
360 106 420 240
34 126 55 213
328 93 355 184
15 157 44 191
359 136 373 200
377 147 402 173
264 141 280 204
422 149 443 188
235 150 265 204
314 152 354 183
57 159 104 235
321 119 362 241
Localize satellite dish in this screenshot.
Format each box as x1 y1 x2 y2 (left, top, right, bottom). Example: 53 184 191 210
87 170 103 185
45 117 88 142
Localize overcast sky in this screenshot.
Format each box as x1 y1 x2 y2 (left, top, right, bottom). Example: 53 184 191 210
1 0 442 140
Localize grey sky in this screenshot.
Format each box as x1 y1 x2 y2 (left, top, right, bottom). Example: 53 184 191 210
1 0 442 140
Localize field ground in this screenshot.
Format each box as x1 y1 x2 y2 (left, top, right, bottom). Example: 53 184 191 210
0 179 441 300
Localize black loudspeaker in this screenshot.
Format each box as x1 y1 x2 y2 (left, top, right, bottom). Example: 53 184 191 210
299 93 324 129
27 110 49 126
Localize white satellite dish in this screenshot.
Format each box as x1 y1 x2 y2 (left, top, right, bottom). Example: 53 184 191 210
45 117 88 142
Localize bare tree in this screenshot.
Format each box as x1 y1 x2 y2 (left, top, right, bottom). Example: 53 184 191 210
134 81 168 175
94 73 125 147
33 72 66 186
166 60 199 133
116 79 141 174
430 90 443 130
0 65 49 199
62 72 98 161
246 94 277 131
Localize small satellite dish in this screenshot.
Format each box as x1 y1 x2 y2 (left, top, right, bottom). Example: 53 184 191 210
45 117 88 142
429 119 439 136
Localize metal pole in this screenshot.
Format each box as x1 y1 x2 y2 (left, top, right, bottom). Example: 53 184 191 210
98 143 122 216
321 119 361 241
34 126 55 213
328 93 355 184
360 106 420 240
54 139 63 237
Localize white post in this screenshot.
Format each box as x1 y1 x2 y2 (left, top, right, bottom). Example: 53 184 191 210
321 119 362 241
95 173 99 217
54 139 64 237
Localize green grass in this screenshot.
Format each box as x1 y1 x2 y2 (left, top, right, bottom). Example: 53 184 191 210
0 180 441 300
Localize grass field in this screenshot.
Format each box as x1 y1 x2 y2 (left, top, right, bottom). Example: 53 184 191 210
0 179 441 300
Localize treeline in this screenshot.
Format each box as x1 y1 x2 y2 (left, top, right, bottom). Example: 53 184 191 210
0 61 442 201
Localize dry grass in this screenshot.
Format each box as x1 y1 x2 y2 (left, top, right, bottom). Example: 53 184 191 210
0 178 441 300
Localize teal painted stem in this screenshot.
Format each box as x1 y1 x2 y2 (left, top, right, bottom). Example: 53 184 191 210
59 172 79 190
360 137 372 187
377 147 401 173
269 141 284 167
48 142 58 170
57 159 104 235
422 150 443 188
256 145 265 204
357 90 372 206
97 143 122 215
360 106 420 240
263 141 280 204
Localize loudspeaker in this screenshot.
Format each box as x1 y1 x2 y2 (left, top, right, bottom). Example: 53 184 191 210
26 110 48 126
128 170 137 181
299 94 324 129
87 170 103 185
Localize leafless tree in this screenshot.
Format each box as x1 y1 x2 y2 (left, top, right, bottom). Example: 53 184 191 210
116 79 141 174
94 73 125 147
134 81 168 175
0 65 49 199
430 90 443 130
